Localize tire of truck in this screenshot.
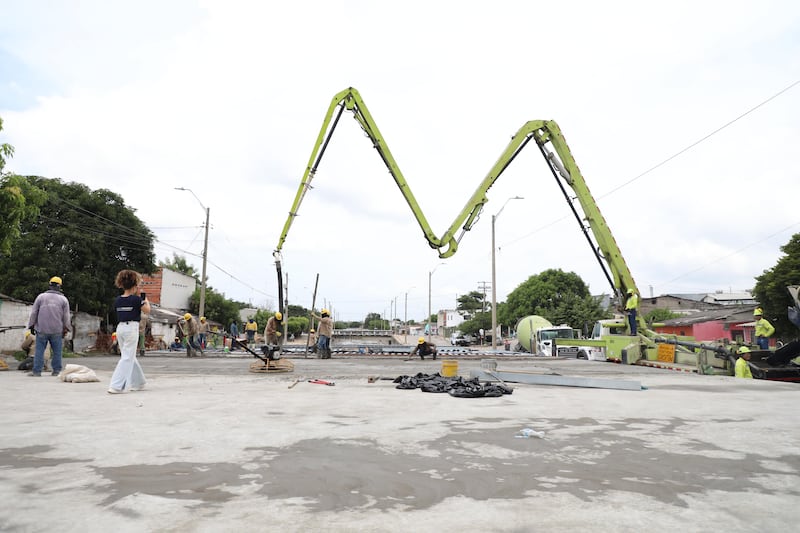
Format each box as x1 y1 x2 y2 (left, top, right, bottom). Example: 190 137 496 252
577 350 588 359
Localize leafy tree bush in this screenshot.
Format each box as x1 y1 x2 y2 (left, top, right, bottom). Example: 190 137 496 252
0 177 157 316
498 268 608 334
753 233 800 340
644 308 680 324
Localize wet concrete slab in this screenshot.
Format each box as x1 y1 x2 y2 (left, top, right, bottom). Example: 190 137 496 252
1 356 798 532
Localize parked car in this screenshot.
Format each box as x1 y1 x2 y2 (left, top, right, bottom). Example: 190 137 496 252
450 332 475 346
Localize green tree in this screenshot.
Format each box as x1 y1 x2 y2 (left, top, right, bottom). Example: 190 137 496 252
287 316 309 336
0 177 157 316
188 286 244 328
459 311 492 337
753 232 800 340
0 174 47 255
0 120 48 255
160 253 199 278
456 291 484 318
363 312 382 329
498 268 608 333
644 308 681 324
253 308 276 333
0 116 14 173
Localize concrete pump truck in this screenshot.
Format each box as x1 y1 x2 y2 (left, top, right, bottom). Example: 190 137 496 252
273 87 735 373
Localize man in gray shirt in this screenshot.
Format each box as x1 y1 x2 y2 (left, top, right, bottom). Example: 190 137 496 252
27 276 71 377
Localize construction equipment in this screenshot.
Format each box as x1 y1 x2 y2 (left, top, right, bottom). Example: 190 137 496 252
308 379 335 386
214 331 294 373
272 88 706 367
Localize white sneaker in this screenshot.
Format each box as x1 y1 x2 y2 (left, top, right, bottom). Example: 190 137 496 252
130 385 146 391
107 388 124 394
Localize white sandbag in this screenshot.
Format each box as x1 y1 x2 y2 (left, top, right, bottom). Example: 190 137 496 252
60 363 99 383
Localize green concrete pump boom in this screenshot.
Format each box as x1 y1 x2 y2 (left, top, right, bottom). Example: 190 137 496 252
274 87 640 321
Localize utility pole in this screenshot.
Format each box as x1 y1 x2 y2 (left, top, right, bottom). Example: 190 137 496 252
175 187 209 318
491 196 523 349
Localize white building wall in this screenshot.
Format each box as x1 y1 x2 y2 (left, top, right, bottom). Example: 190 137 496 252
160 269 196 310
0 297 33 352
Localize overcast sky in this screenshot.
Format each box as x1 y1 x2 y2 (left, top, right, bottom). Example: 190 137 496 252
2 1 799 323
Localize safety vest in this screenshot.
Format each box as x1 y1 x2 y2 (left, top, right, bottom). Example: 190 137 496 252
735 357 752 379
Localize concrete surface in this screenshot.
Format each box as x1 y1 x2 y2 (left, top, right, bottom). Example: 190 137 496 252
1 353 798 532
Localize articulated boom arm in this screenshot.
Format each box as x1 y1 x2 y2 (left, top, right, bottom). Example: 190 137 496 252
275 87 458 258
531 122 639 306
274 88 639 315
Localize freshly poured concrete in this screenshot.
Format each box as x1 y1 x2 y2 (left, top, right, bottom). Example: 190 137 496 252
1 355 797 532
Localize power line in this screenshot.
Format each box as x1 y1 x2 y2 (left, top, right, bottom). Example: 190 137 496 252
500 78 800 265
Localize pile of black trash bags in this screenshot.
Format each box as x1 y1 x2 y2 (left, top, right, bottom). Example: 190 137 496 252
393 372 513 398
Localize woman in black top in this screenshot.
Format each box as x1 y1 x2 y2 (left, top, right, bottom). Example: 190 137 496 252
108 270 151 394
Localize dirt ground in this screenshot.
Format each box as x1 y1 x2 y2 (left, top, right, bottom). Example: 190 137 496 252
1 353 798 532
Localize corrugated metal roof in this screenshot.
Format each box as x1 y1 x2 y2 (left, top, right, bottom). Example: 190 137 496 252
659 305 758 326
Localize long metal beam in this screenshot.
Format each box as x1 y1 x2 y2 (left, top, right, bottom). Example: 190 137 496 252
470 369 643 391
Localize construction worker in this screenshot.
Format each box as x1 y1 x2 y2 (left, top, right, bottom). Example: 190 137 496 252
625 288 639 336
307 329 317 354
198 317 209 349
410 337 438 360
753 308 775 350
265 311 283 345
245 318 258 345
311 308 333 359
184 313 203 357
27 276 71 377
735 346 753 379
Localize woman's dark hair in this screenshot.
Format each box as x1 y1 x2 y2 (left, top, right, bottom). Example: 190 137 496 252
115 269 141 290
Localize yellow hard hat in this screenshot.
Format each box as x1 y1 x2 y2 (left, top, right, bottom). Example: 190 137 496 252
321 308 329 315
25 331 31 338
112 332 117 338
418 337 425 344
200 316 206 321
754 308 763 316
50 276 62 285
275 312 282 320
737 346 750 354
310 329 315 333
184 313 192 320
627 288 634 294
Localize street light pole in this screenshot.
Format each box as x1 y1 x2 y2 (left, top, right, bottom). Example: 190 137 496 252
491 196 523 350
403 286 414 344
428 263 446 342
175 187 210 318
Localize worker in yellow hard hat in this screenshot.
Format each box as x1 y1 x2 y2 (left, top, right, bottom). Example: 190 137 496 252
26 275 70 376
735 346 753 379
265 311 284 345
183 313 203 357
410 336 438 360
311 308 334 358
753 308 775 350
245 318 258 345
624 287 639 336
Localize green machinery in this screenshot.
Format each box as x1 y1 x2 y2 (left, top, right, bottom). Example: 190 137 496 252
274 87 695 365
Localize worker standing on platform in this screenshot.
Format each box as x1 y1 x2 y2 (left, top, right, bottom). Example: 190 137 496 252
735 346 753 379
625 288 639 336
753 308 775 350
